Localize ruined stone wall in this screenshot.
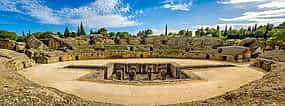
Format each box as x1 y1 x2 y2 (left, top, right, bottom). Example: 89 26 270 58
37 51 151 64
0 40 16 50
0 49 34 71
250 58 277 72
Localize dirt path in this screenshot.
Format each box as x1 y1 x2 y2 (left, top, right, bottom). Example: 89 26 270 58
19 59 265 105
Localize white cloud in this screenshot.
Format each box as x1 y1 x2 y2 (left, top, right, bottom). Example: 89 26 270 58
162 0 193 11
258 1 285 9
219 0 285 26
218 0 267 4
0 0 140 28
195 23 268 30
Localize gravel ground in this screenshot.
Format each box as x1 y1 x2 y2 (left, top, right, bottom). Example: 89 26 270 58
0 58 284 106
0 65 120 106
19 59 264 105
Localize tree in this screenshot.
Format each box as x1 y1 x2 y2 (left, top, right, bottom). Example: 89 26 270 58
165 24 168 36
195 27 205 37
178 29 186 36
264 23 274 40
77 25 80 36
253 24 258 32
145 29 153 36
16 36 24 42
57 32 64 38
71 32 76 37
0 30 18 40
22 31 25 37
185 29 192 37
97 28 108 36
223 25 228 36
90 29 95 34
109 32 116 37
79 22 86 35
27 30 31 37
137 30 145 37
168 32 175 36
64 27 70 38
137 29 153 37
217 25 220 31
116 32 129 38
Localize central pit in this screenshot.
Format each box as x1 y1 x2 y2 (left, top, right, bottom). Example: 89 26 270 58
65 62 193 83
19 58 265 105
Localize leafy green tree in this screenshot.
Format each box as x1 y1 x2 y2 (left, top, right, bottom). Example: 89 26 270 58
178 30 186 36
64 27 70 38
137 29 153 37
264 23 274 39
116 32 129 38
57 32 64 38
195 28 205 37
168 32 175 36
0 30 18 40
71 32 77 37
267 29 284 41
16 36 24 42
97 28 108 36
185 29 192 37
109 32 116 37
137 30 145 37
145 29 153 36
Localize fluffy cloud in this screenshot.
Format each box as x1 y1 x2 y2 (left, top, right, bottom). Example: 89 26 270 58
258 1 285 9
219 0 285 26
0 0 140 28
218 0 268 4
162 0 193 11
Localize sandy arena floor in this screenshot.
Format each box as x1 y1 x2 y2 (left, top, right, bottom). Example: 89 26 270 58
19 59 265 105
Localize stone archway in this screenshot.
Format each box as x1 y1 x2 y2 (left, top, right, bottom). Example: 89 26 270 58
59 57 63 62
75 56 79 60
206 54 210 59
22 62 26 68
222 56 227 61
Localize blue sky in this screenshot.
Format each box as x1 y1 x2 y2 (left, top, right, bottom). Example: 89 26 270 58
0 0 285 35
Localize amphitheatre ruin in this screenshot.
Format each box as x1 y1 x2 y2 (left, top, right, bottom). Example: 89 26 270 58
1 31 285 105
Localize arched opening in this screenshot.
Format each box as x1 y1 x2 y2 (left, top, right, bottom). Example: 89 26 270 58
22 62 26 68
206 54 210 59
140 54 144 58
234 55 238 61
129 46 134 51
218 49 223 53
150 47 153 51
162 40 167 45
222 56 227 61
75 56 79 60
59 57 63 62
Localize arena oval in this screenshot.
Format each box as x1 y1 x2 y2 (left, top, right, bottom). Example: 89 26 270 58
20 58 265 105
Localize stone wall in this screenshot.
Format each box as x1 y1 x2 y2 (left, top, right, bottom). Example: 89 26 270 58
35 51 151 64
0 49 34 71
108 62 189 81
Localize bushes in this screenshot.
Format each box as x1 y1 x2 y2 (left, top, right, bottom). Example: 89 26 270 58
0 30 18 40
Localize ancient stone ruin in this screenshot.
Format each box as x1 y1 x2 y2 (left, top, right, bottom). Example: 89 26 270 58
65 62 191 83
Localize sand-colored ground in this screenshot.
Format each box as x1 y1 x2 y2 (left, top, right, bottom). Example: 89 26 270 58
19 59 265 105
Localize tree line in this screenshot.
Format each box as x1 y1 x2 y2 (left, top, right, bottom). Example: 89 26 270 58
195 23 285 41
0 22 284 42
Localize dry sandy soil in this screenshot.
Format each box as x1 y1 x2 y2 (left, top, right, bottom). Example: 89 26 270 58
19 59 265 105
